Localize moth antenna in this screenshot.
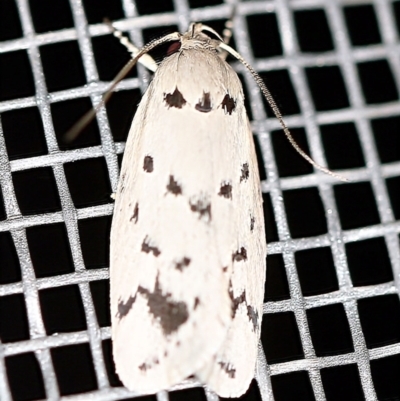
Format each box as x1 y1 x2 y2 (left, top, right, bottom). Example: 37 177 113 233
200 24 224 42
64 31 181 142
214 3 236 61
217 21 234 61
219 42 348 182
103 18 158 72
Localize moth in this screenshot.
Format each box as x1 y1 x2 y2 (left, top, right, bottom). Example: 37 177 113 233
95 20 341 398
108 23 266 397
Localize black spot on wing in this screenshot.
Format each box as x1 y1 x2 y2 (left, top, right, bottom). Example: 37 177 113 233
221 94 236 115
219 182 232 199
120 173 126 192
174 257 191 271
250 216 255 231
139 362 149 372
164 88 187 108
240 163 249 182
130 202 139 223
194 297 200 309
143 156 153 172
218 361 236 378
228 284 259 331
232 247 247 262
247 305 259 331
138 277 189 335
138 357 159 372
166 175 182 195
229 287 246 318
141 236 161 257
195 92 212 113
189 198 212 222
117 294 137 319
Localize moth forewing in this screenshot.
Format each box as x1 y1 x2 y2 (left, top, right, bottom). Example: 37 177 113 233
110 23 267 397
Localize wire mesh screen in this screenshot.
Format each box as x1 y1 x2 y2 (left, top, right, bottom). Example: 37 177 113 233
0 0 400 400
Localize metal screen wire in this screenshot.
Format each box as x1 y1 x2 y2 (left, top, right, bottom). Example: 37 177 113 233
0 0 399 400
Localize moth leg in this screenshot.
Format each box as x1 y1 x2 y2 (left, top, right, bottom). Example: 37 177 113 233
104 18 158 72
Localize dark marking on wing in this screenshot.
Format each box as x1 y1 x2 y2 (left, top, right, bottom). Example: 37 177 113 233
130 202 139 223
219 182 232 199
138 357 159 372
194 297 200 309
117 294 137 319
240 163 249 182
190 198 212 222
164 88 187 108
174 257 191 271
138 277 189 335
143 156 154 172
139 362 149 372
228 284 259 331
221 94 236 115
232 247 247 262
195 92 212 113
218 361 236 378
229 287 246 318
166 175 182 195
250 216 255 231
222 266 228 272
120 173 126 192
247 305 259 331
141 236 161 257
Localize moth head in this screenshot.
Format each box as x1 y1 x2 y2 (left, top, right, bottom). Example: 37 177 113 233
182 22 223 46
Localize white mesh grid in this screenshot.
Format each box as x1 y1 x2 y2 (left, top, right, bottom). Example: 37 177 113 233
0 0 399 400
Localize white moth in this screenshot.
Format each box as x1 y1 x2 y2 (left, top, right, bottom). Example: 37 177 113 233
110 23 266 398
105 21 342 398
